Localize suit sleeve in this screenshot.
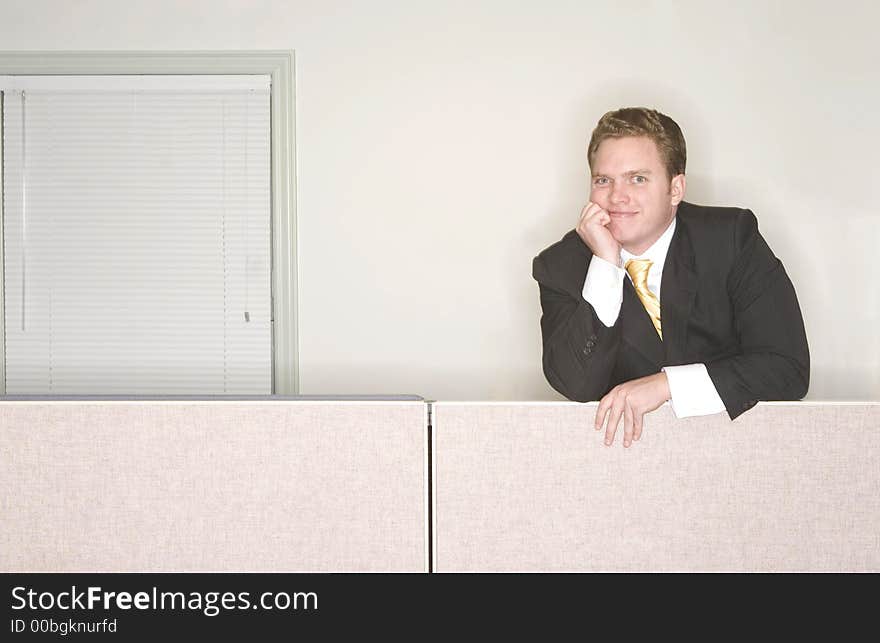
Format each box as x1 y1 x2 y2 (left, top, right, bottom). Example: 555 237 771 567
532 253 622 402
704 211 810 419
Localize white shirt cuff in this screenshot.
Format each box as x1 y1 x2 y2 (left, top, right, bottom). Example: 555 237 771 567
662 363 727 418
581 255 625 327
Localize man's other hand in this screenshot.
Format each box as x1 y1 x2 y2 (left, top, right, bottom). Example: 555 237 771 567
594 372 671 448
576 201 621 265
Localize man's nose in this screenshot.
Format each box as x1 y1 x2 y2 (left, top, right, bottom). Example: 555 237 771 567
609 181 629 203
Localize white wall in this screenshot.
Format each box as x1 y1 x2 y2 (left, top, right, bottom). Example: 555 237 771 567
1 0 877 401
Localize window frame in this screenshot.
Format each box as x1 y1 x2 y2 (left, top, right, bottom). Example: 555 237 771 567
0 50 299 394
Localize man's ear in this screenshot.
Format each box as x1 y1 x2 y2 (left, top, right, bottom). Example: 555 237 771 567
670 174 686 205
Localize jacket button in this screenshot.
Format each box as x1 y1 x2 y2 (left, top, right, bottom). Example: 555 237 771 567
582 346 591 356
585 340 595 348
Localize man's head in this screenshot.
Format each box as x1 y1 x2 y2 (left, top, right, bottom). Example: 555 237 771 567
587 107 687 255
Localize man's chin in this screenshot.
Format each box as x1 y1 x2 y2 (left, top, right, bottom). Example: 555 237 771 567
608 228 630 246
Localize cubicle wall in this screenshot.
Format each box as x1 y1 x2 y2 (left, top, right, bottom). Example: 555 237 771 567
4 399 878 572
432 402 880 572
0 399 428 572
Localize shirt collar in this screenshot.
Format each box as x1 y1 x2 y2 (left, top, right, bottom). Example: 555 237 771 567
620 216 677 268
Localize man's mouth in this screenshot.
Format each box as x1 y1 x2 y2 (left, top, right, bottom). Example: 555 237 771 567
609 210 638 218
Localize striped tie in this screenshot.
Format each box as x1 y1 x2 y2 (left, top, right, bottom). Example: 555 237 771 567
625 258 662 340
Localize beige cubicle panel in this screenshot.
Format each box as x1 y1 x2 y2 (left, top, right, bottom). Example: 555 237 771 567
1 399 428 572
432 402 880 572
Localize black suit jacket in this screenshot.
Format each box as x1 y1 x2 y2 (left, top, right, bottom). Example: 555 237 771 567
532 201 809 419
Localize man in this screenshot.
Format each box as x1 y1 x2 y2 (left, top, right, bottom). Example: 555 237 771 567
532 107 809 448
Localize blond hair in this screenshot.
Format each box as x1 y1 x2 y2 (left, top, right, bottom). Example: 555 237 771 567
587 107 686 179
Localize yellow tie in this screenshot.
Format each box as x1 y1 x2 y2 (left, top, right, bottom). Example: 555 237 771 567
625 258 662 340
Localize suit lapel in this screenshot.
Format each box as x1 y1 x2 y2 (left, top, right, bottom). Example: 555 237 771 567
660 215 698 366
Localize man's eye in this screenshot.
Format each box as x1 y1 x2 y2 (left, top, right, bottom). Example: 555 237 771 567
632 175 647 183
594 177 609 185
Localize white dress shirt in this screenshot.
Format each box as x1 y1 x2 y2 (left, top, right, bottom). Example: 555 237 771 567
580 218 727 418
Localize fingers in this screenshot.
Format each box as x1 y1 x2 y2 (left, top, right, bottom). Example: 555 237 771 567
579 201 606 226
623 403 634 448
576 202 618 263
594 391 612 432
579 203 591 223
604 396 624 447
632 409 644 442
596 380 655 448
578 201 595 222
594 207 610 227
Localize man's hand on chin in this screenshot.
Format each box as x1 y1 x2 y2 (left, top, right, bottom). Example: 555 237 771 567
594 372 671 448
576 201 621 265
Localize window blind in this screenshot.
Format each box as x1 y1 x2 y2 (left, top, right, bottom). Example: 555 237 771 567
1 75 272 394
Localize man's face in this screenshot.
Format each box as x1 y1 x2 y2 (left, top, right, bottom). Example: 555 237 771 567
589 136 685 255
